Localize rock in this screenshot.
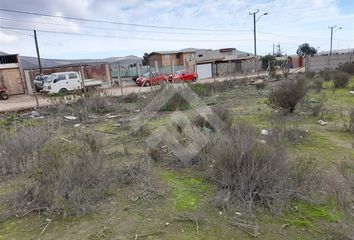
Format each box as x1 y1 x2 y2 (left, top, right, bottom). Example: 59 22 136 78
235 211 242 216
318 120 327 126
133 109 141 113
261 129 270 136
165 222 170 226
350 91 354 95
64 116 77 120
31 110 40 117
74 123 81 128
114 123 121 127
202 126 213 134
106 114 121 119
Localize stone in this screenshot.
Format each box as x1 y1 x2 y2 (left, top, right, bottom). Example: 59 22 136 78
64 116 77 120
318 120 327 126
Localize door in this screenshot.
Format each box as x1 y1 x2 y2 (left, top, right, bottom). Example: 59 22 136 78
196 63 212 79
67 72 81 90
52 73 67 92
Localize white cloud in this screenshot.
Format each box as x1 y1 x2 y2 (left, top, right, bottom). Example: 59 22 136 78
0 31 19 45
0 0 353 58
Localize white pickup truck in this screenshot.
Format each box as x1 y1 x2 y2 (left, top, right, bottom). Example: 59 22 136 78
43 71 103 94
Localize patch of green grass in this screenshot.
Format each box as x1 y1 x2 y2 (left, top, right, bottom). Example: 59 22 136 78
161 171 211 210
282 201 342 229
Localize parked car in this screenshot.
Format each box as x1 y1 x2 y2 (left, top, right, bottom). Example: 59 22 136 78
168 70 198 82
34 74 49 92
136 72 167 86
43 71 103 94
0 88 9 100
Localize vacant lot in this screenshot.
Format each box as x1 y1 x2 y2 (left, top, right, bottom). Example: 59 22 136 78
0 72 353 240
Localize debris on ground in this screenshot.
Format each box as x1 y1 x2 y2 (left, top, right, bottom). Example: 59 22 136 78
133 109 141 113
74 124 81 128
261 129 271 136
64 116 77 120
31 110 40 117
350 91 354 95
318 119 327 126
106 114 121 119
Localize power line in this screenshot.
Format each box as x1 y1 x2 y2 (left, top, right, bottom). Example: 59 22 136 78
1 16 352 43
0 26 260 42
0 8 250 32
0 17 251 36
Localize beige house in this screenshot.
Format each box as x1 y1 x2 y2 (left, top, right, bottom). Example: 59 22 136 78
148 48 199 70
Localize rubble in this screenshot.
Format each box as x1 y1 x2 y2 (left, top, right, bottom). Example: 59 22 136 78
318 119 327 126
64 116 77 120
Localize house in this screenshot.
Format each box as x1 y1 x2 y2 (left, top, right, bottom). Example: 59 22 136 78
195 48 260 79
0 53 27 95
148 48 199 71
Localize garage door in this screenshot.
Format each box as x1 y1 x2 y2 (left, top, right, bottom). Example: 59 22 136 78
196 63 212 79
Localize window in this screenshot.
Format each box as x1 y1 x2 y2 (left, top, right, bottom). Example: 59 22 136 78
198 54 203 57
68 73 77 79
57 74 66 81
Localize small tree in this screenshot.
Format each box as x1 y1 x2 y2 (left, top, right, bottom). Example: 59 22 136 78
142 52 149 66
296 43 317 57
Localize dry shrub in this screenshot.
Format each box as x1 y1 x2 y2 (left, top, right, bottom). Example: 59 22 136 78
341 108 354 133
207 123 292 212
190 83 213 97
325 161 354 239
122 92 138 103
309 77 323 93
320 69 332 81
0 125 53 177
338 62 354 75
255 81 266 90
267 77 308 113
333 71 350 89
193 105 233 130
161 94 190 111
9 132 111 216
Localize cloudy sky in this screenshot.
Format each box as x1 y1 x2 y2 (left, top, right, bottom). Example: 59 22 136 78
0 0 353 59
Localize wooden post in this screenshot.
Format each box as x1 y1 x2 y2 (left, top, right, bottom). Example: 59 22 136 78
213 62 216 95
80 65 86 93
117 64 123 96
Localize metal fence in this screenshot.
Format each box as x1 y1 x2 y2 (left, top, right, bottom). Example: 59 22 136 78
111 65 186 78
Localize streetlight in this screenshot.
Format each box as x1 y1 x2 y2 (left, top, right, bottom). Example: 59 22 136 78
249 10 268 57
329 25 342 55
249 10 268 72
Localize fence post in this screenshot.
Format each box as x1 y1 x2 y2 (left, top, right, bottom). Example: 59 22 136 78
117 64 123 96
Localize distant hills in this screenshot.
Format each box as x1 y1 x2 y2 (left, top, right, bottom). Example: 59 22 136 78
0 51 142 69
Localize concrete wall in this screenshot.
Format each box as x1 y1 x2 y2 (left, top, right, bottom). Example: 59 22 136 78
306 53 354 72
215 59 262 76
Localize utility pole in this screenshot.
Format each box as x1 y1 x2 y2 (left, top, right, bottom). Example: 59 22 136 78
329 25 342 55
33 30 41 108
33 30 42 74
249 10 268 72
249 10 259 58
